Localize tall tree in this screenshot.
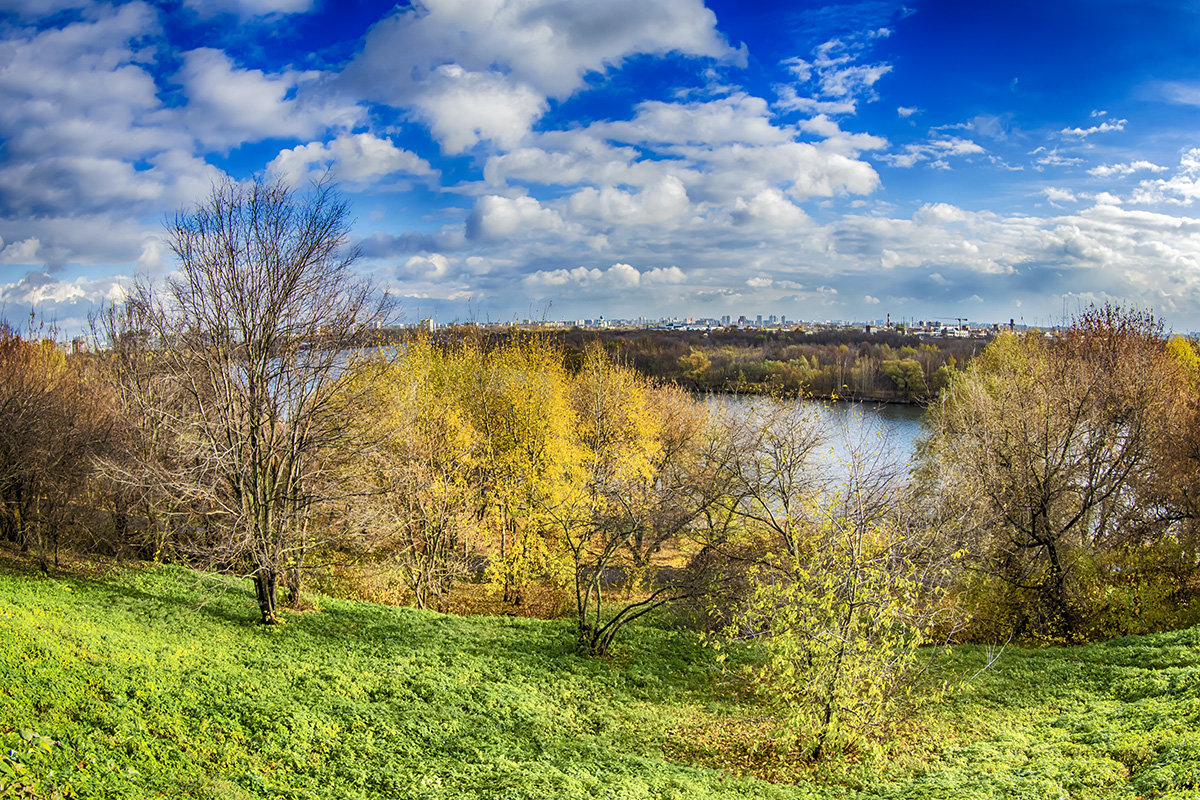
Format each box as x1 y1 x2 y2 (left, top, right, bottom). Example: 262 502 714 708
920 306 1181 640
103 177 391 623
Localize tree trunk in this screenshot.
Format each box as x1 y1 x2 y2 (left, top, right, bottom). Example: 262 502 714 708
254 567 279 624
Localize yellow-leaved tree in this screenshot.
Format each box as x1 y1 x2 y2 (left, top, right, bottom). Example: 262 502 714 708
456 334 578 609
552 345 716 655
333 338 479 610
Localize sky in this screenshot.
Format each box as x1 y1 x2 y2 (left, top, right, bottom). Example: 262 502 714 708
4 0 1200 335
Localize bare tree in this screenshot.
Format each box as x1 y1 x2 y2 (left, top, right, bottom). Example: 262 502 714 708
102 176 392 623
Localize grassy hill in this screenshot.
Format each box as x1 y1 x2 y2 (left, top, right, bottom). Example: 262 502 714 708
2 563 1199 799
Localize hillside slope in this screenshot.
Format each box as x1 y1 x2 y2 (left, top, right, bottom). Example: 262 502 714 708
1 564 1198 799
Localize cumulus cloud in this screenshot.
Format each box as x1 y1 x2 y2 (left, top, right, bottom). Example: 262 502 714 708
0 237 41 264
1042 187 1078 205
597 94 789 147
0 271 130 334
1061 118 1127 137
524 262 685 289
400 253 452 280
344 0 739 152
466 195 566 240
1130 148 1200 206
568 176 691 226
268 133 436 188
178 48 360 148
0 4 174 162
1088 160 1167 178
729 189 809 228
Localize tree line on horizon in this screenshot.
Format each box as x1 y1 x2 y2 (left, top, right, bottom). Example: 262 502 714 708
406 325 982 403
3 177 1200 762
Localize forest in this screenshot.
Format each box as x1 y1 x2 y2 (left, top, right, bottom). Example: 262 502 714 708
4 179 1200 798
545 325 983 402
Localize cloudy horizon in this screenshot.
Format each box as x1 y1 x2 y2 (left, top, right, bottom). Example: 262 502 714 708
4 0 1200 335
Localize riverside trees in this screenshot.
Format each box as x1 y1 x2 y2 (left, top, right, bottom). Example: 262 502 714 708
102 177 391 624
336 336 718 653
920 306 1197 641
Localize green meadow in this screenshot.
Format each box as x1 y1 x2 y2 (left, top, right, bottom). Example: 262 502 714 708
3 563 1199 800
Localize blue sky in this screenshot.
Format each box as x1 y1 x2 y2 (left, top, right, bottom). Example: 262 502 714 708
3 0 1200 334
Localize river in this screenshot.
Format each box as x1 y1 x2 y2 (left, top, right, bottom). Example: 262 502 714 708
711 396 928 484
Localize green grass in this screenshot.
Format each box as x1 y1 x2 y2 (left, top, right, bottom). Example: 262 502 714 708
1 564 1199 799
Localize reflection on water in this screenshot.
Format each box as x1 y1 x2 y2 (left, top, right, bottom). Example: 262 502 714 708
815 400 926 473
711 395 927 483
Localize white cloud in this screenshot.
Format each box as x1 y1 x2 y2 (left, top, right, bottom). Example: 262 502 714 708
1029 146 1083 169
913 203 972 224
0 3 175 162
0 271 130 334
897 106 920 118
598 94 790 147
1060 118 1127 137
1088 160 1167 178
774 38 891 118
1130 148 1200 206
687 141 881 201
178 48 360 148
644 266 686 284
401 253 452 279
883 137 985 168
524 262 684 289
480 102 883 225
730 189 809 228
0 237 41 263
268 133 436 187
483 136 646 188
568 176 691 226
182 0 314 16
344 0 739 151
774 88 857 116
466 195 566 240
135 235 170 273
1042 187 1078 204
413 65 548 155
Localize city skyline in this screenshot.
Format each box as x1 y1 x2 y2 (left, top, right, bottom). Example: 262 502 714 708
4 0 1200 335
